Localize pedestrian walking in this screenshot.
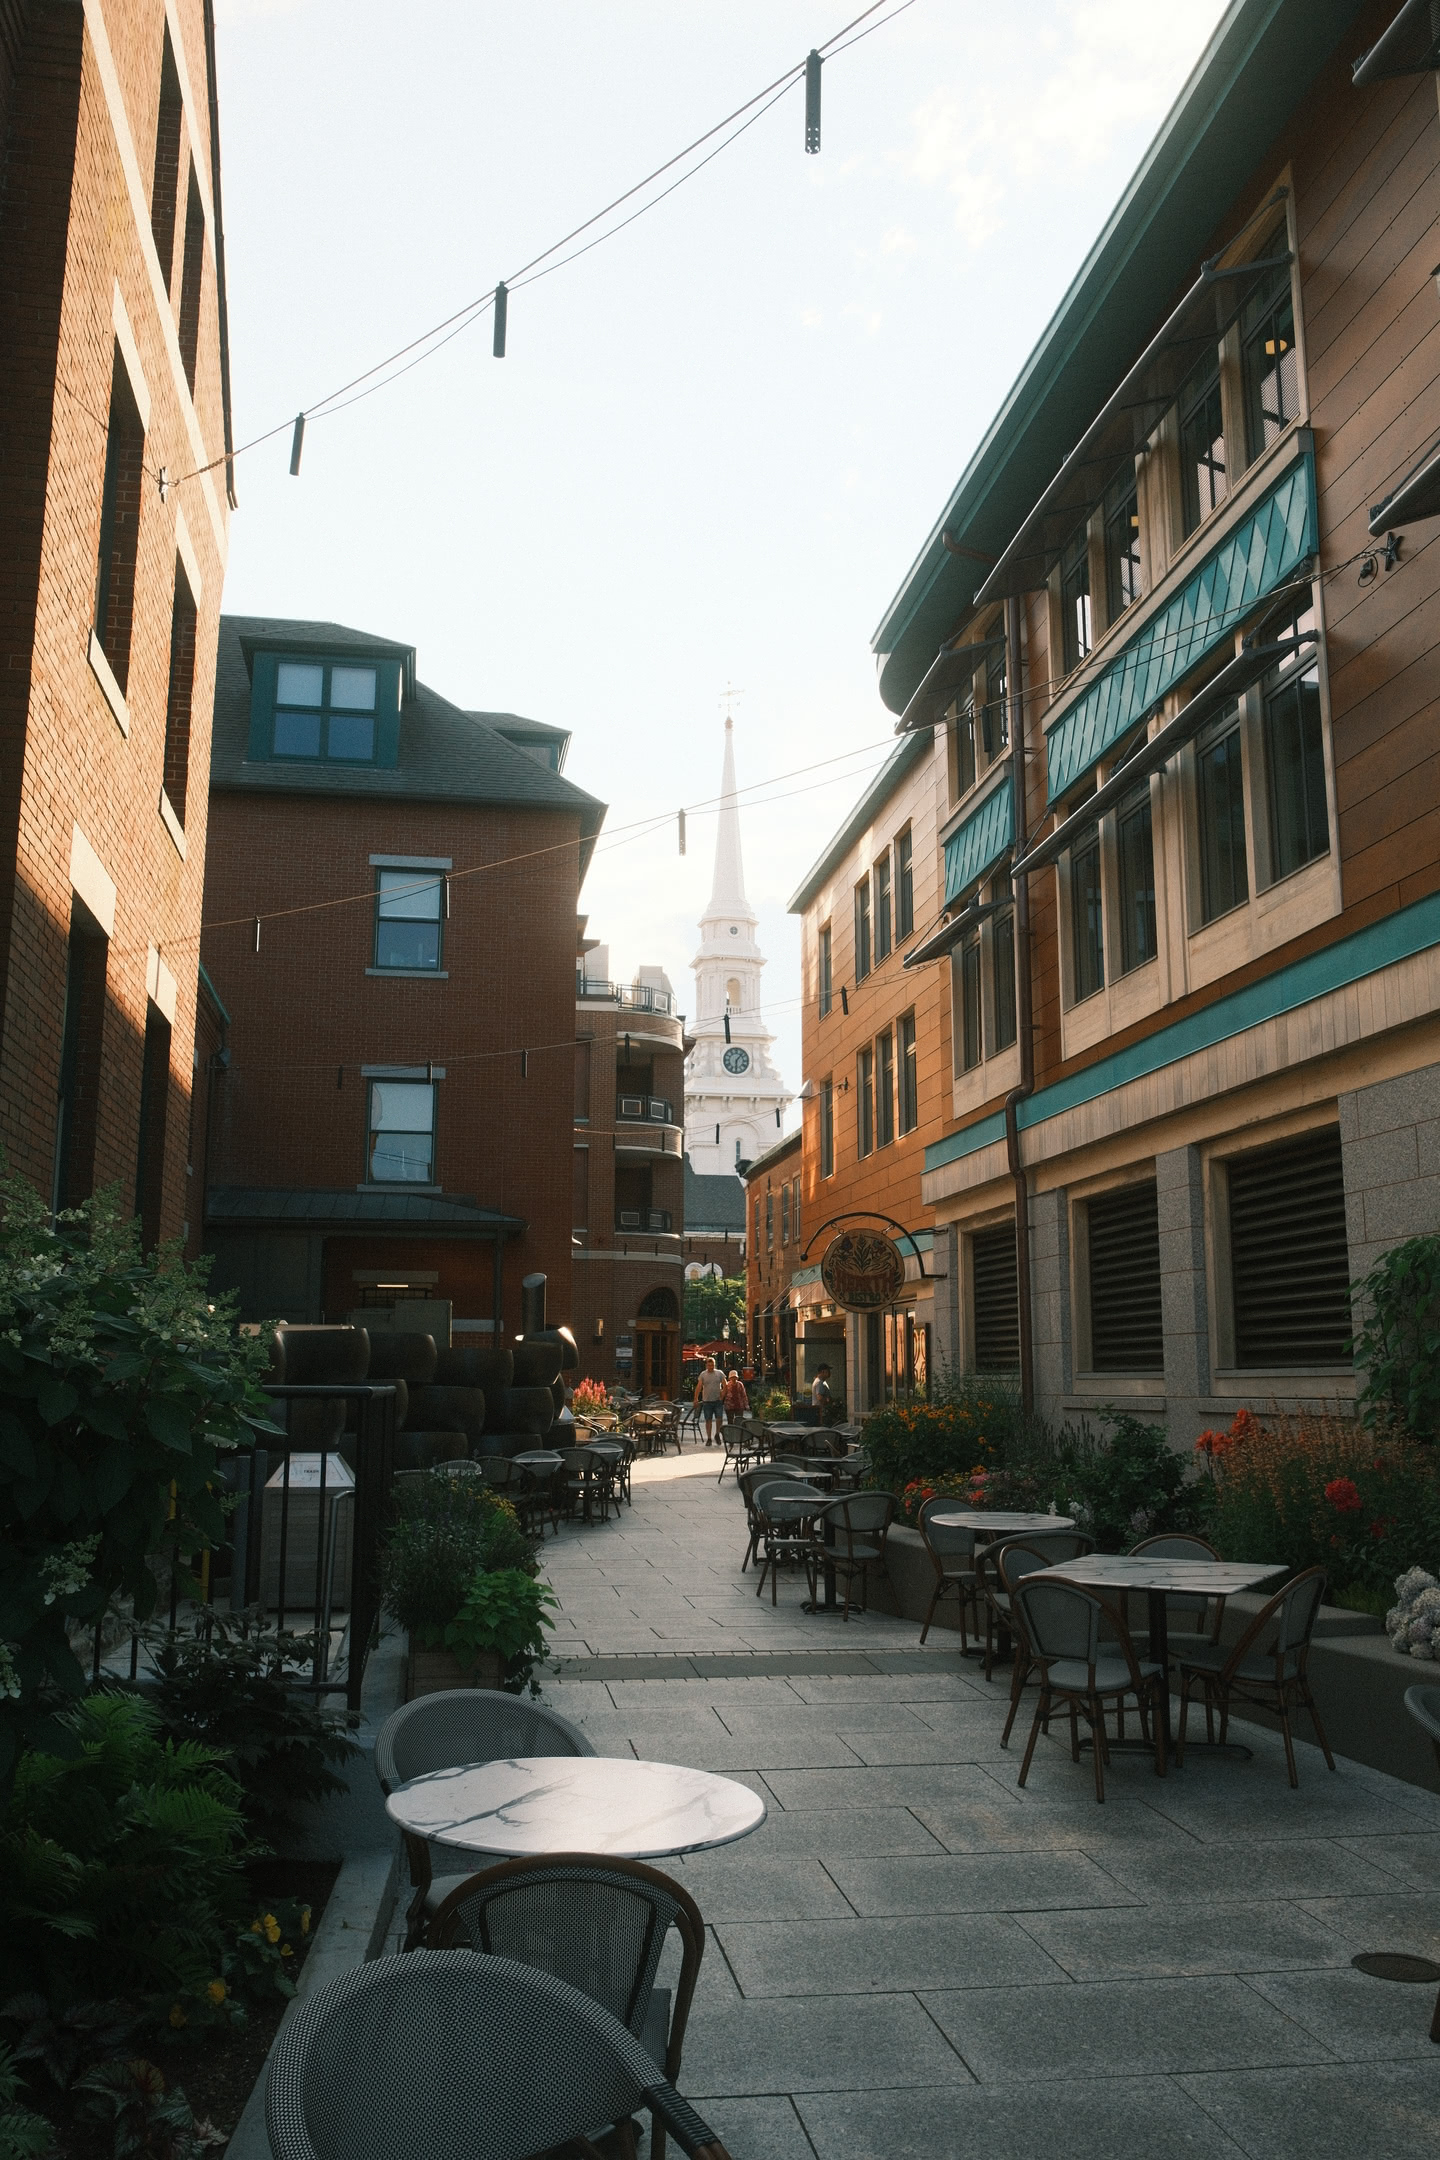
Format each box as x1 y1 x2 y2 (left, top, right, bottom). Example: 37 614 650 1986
722 1368 749 1430
694 1355 725 1445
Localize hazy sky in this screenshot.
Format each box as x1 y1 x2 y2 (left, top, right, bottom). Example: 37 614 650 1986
212 0 1230 1104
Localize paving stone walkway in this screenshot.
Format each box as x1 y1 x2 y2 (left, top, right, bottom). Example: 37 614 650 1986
538 1444 1440 2159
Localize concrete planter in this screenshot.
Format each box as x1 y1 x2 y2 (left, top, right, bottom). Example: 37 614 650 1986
405 1645 504 1698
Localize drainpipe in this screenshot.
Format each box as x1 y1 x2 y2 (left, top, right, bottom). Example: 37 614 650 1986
1003 593 1035 1412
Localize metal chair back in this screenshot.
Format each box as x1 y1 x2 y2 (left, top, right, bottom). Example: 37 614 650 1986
375 1690 592 1793
820 1491 896 1554
1128 1531 1222 1628
918 1496 976 1564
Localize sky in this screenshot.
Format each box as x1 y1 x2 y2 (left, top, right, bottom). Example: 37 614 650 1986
211 0 1232 1110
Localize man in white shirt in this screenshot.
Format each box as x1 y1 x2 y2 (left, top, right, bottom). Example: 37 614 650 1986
810 1365 833 1416
694 1356 726 1445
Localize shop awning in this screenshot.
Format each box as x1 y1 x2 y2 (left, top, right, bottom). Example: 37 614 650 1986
1352 0 1440 85
1042 447 1317 806
1369 435 1440 535
972 235 1295 609
895 632 1005 735
942 775 1013 908
1016 633 1316 879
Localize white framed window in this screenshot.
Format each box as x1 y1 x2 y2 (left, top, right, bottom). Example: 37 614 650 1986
375 868 443 970
367 1079 435 1184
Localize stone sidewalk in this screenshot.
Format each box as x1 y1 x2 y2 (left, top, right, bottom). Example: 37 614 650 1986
539 1445 1440 2159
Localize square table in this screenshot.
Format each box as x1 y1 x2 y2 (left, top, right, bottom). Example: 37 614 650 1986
386 1754 766 1861
1037 1552 1287 1749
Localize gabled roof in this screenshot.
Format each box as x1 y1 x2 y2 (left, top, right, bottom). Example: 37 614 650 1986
739 1129 802 1183
871 0 1369 715
211 616 606 861
683 1157 747 1233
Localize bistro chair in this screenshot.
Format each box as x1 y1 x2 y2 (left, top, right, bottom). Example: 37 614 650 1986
1124 1532 1226 1654
753 1483 828 1606
266 1952 735 2160
1406 1683 1440 1776
1174 1565 1335 1787
916 1497 978 1648
716 1419 757 1483
997 1541 1076 1744
556 1443 613 1524
974 1530 1094 1683
738 1467 791 1570
1010 1576 1166 1802
805 1493 897 1622
427 1855 705 2160
373 1692 595 1948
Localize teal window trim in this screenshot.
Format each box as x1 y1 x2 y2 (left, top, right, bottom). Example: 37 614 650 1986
1043 441 1317 807
923 886 1440 1178
247 649 404 768
943 775 1013 907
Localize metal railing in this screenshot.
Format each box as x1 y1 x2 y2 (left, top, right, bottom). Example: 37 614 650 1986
576 975 677 1016
616 1093 675 1124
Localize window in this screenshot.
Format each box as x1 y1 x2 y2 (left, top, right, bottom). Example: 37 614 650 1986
574 1038 591 1121
854 881 871 979
176 163 204 394
374 868 443 970
818 925 832 1017
876 1030 895 1147
273 659 379 761
1069 824 1104 1002
94 346 146 693
1086 1183 1162 1372
1180 356 1227 535
896 828 914 938
949 693 976 798
1242 260 1299 458
821 1078 834 1177
898 1012 918 1133
367 1079 435 1184
766 1190 774 1250
162 561 197 826
1116 782 1157 974
781 1183 790 1245
1060 523 1092 672
991 905 1017 1052
984 644 1008 757
150 29 183 288
1104 464 1142 623
857 1047 874 1157
972 1223 1018 1371
874 854 892 963
753 1197 761 1247
1263 636 1328 883
792 1174 801 1245
1196 706 1248 922
54 900 109 1214
1226 1127 1349 1366
953 931 981 1073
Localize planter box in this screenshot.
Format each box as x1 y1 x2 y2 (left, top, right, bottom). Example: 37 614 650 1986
406 1645 504 1698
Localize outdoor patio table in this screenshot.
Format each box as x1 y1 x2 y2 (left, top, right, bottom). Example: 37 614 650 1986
511 1451 562 1468
927 1510 1077 1534
1038 1553 1287 1749
385 1754 766 1861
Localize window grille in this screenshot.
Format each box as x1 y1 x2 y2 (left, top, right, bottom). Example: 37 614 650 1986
972 1223 1019 1372
1087 1182 1163 1372
1228 1126 1351 1367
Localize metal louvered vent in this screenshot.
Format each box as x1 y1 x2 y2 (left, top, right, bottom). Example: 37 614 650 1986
1088 1181 1163 1373
972 1223 1019 1372
1228 1126 1351 1367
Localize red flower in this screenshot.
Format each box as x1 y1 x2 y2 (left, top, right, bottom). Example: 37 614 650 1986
1325 1477 1362 1513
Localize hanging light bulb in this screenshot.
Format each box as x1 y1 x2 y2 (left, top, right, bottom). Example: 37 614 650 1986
804 49 821 154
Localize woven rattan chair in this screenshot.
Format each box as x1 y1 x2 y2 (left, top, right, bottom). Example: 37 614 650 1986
427 1853 704 2155
738 1467 789 1570
753 1483 828 1605
974 1529 1094 1682
556 1444 612 1523
265 1951 734 2160
1124 1532 1226 1654
1175 1565 1335 1787
374 1692 595 1947
996 1541 1076 1744
916 1497 978 1647
1011 1575 1165 1802
805 1493 896 1621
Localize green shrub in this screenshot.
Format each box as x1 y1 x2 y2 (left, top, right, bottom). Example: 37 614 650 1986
382 1472 533 1637
862 1372 1030 1494
0 1182 276 1783
143 1614 357 1845
442 1569 557 1692
1051 1410 1204 1551
1352 1233 1440 1444
0 2045 54 2159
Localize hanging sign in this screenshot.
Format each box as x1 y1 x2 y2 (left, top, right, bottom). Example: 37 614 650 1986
820 1228 906 1312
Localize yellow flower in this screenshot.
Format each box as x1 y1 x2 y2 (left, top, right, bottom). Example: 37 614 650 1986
249 1919 263 1935
265 1922 281 1945
300 1907 311 1935
206 1980 227 2005
280 1943 293 1959
169 2005 187 2029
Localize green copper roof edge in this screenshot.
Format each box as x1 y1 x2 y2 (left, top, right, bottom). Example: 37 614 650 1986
788 729 933 915
923 887 1440 1176
943 774 1015 907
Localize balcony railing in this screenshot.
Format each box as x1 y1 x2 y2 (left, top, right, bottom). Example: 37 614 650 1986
616 1093 675 1125
576 974 676 1016
616 1208 674 1233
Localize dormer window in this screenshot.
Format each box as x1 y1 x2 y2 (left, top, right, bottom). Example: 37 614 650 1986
273 660 378 760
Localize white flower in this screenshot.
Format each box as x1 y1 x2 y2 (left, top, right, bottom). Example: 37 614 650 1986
39 1533 100 1607
0 1643 20 1700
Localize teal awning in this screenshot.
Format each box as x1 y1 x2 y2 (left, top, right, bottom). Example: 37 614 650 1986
943 776 1013 906
1043 447 1317 806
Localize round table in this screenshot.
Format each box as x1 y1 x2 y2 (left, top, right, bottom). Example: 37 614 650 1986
927 1510 1076 1534
385 1755 766 1861
511 1451 562 1468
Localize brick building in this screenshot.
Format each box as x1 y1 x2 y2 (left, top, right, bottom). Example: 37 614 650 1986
572 947 687 1396
741 1126 805 1392
0 0 233 1236
199 615 604 1339
811 0 1440 1438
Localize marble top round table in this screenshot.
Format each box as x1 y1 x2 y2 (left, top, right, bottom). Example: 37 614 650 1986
928 1510 1076 1534
510 1451 562 1468
385 1755 766 1861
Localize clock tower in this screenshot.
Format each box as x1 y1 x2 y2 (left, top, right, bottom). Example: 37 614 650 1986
684 718 792 1175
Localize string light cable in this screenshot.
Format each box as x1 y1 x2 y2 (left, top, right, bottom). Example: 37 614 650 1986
171 0 918 488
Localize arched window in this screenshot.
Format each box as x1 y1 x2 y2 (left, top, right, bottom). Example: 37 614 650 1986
726 977 742 1010
638 1286 679 1320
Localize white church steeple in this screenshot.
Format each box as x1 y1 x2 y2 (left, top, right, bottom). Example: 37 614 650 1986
684 720 792 1175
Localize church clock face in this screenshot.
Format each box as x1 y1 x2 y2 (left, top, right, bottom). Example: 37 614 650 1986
722 1046 751 1075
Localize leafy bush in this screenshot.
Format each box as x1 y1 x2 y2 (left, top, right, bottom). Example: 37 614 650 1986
0 1183 276 1781
1198 1407 1440 1600
1 1695 247 2014
1051 1410 1203 1551
73 2055 218 2159
748 1386 792 1421
442 1570 557 1691
143 1614 357 1844
898 1466 1046 1528
0 2045 54 2159
861 1373 1025 1494
382 1472 532 1638
1352 1233 1440 1443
